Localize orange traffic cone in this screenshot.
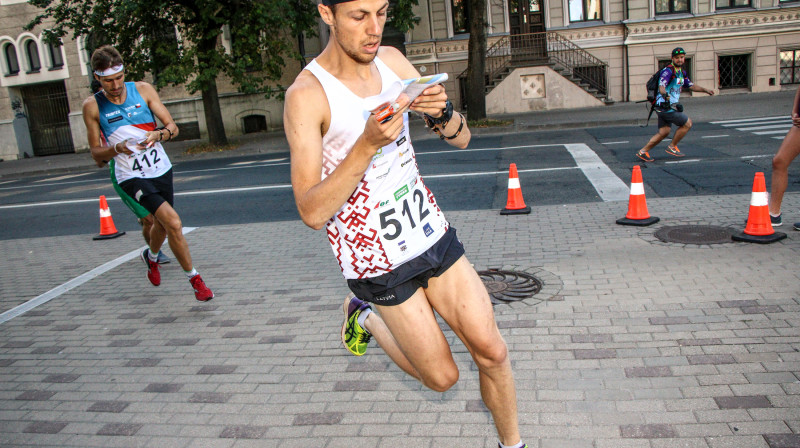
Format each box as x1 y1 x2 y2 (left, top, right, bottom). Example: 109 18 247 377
616 165 659 226
93 195 126 240
732 172 786 243
501 163 531 215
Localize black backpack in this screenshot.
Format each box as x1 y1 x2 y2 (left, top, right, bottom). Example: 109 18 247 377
642 64 675 126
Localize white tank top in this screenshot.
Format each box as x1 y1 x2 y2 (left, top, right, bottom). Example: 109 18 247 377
305 56 448 280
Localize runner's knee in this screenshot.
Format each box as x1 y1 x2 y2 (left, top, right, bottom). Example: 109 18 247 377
472 338 509 372
156 213 183 235
773 154 789 171
421 365 459 392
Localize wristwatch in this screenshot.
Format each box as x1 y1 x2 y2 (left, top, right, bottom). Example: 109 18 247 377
423 99 454 129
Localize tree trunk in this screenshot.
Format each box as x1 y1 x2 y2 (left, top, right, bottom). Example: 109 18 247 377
466 0 487 120
201 80 227 146
198 36 228 146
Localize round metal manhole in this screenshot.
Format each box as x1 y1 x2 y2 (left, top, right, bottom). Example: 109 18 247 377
654 225 733 244
478 269 543 305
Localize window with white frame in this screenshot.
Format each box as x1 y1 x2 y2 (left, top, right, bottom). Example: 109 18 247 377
25 40 41 72
569 0 601 22
780 49 800 85
715 0 750 9
656 0 689 14
3 42 19 75
451 0 469 34
48 40 64 69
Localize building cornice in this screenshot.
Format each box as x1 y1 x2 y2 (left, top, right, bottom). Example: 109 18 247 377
625 7 800 44
555 25 626 49
406 35 506 64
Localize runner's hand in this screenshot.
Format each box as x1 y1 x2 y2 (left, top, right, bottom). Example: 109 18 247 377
362 94 411 151
138 131 159 149
114 141 135 156
793 112 799 127
410 84 448 117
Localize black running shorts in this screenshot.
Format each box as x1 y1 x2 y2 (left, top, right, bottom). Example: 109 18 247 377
657 110 689 128
346 226 466 306
119 169 174 215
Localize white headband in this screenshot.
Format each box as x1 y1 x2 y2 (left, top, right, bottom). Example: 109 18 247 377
94 64 123 77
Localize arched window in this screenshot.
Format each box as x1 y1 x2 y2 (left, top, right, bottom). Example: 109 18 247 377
25 40 41 72
48 40 63 68
4 43 19 75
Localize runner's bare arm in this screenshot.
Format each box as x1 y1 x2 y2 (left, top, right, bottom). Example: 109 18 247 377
378 47 471 149
82 97 130 164
137 82 179 144
285 72 408 230
688 84 714 95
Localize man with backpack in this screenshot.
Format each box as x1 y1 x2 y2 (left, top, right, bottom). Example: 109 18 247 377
637 47 715 162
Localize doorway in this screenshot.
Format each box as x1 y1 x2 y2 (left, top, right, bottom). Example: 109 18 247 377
508 0 547 63
20 81 75 156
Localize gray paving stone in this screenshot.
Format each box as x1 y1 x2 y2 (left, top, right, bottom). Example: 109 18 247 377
620 424 678 438
95 423 144 436
2 194 799 447
713 395 773 409
764 434 800 448
87 401 130 413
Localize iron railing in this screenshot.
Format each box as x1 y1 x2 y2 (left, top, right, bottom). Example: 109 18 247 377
545 32 607 95
457 31 608 104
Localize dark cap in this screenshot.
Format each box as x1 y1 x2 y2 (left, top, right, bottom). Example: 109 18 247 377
321 0 355 5
672 47 686 57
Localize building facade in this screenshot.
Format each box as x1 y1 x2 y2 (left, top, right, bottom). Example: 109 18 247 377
1 0 799 161
395 0 800 114
0 0 297 161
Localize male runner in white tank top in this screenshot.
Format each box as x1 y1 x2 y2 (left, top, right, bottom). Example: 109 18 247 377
284 1 526 446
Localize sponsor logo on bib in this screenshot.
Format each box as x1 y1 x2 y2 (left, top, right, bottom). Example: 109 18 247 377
394 185 408 201
423 223 434 237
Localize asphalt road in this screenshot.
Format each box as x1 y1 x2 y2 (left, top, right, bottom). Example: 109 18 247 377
0 115 797 241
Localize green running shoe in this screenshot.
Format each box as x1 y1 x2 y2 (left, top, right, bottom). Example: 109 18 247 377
341 293 372 356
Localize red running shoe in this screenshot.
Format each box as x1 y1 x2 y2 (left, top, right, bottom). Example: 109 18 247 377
140 248 161 286
190 275 214 302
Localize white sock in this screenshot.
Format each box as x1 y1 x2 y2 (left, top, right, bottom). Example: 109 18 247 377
148 250 159 262
499 441 525 448
770 212 780 217
357 308 372 333
184 268 198 278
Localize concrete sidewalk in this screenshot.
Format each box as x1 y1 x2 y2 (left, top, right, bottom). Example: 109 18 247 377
0 189 798 447
0 89 794 180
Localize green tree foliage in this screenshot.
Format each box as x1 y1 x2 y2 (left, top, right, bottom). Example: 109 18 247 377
389 0 420 34
26 0 318 145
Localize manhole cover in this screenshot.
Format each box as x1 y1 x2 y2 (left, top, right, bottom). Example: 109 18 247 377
654 225 733 244
477 269 543 305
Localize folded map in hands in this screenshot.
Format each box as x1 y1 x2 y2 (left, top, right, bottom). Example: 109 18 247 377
363 73 449 112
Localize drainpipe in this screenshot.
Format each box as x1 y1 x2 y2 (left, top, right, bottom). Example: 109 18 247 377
623 0 629 102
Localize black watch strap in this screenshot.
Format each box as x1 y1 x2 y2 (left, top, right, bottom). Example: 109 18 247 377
424 99 453 128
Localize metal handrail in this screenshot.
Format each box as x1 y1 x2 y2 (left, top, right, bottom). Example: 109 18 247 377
545 32 607 96
457 35 511 85
456 31 608 99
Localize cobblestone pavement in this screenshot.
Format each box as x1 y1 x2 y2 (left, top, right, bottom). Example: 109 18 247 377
1 190 798 447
